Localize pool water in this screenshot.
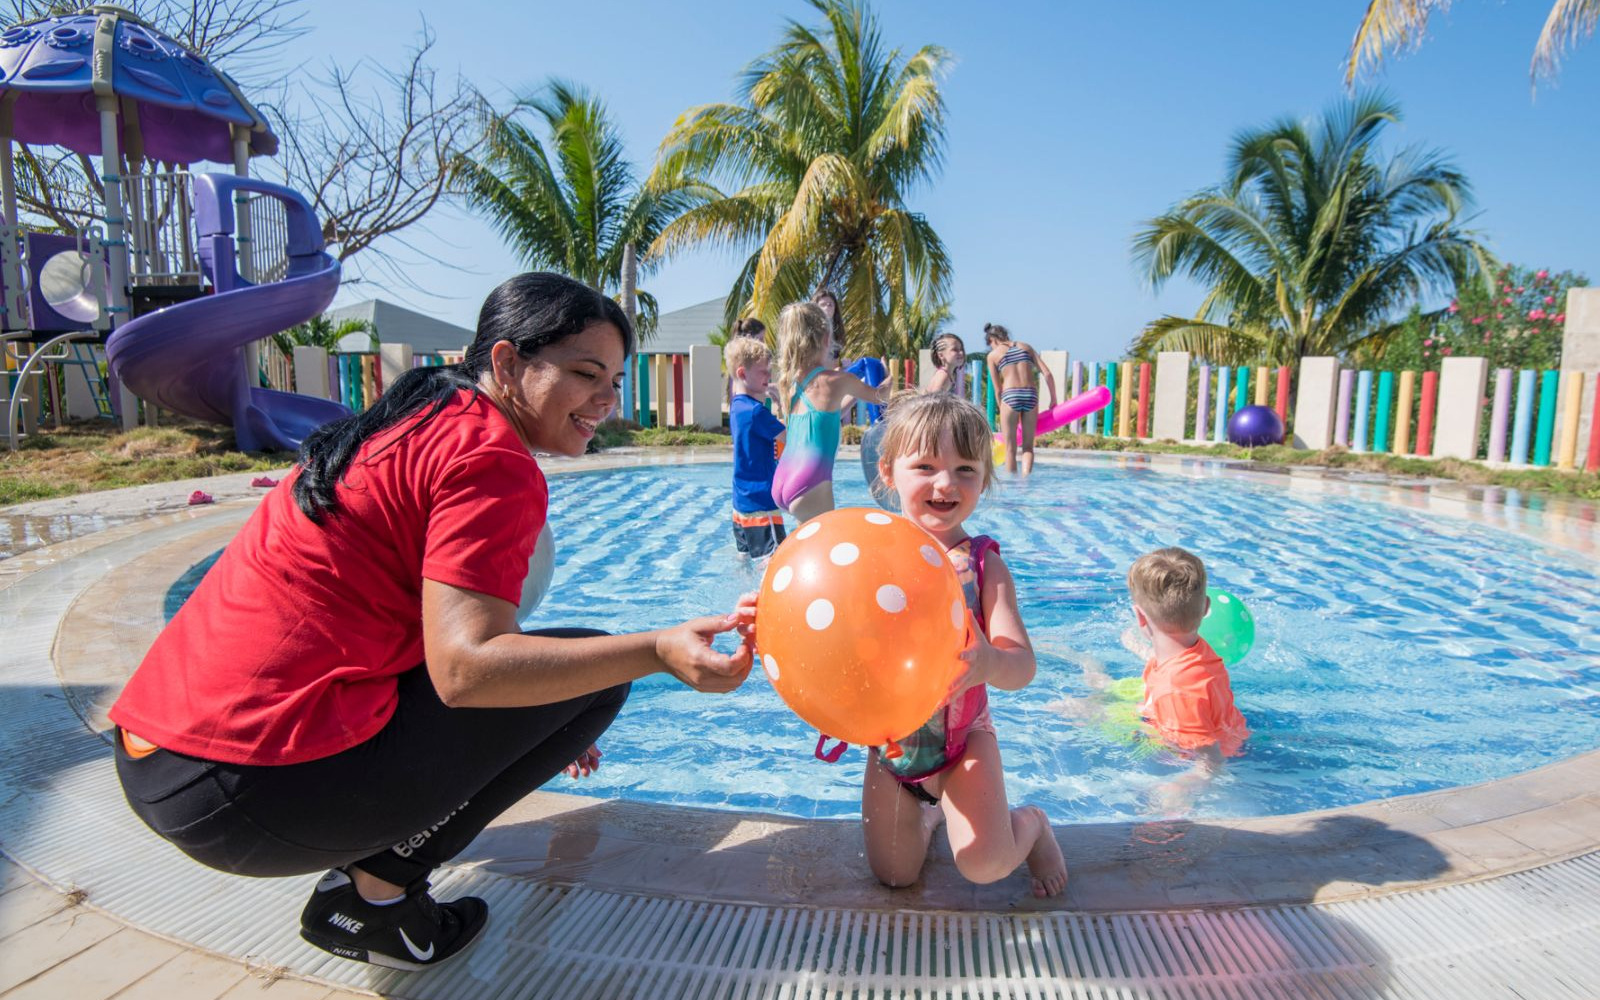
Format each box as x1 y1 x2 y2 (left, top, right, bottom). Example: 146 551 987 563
169 459 1600 823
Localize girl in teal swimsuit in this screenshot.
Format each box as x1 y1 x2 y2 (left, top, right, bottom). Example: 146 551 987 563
771 301 888 521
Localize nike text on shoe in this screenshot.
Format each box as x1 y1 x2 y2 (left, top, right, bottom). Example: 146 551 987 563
298 868 489 972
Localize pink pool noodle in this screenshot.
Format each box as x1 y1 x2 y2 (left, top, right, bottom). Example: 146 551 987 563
998 385 1113 444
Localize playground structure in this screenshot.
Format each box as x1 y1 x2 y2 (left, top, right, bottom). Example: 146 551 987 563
0 5 351 451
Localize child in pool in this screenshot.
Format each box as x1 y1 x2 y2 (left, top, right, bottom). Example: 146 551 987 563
863 392 1068 898
726 336 787 559
770 301 888 521
925 332 968 397
1123 547 1250 810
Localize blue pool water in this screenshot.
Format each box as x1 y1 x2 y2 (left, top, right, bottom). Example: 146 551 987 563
169 459 1600 823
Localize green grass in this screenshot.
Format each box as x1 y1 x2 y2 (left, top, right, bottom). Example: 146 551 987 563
1037 432 1600 500
1 420 283 507
4 416 1594 508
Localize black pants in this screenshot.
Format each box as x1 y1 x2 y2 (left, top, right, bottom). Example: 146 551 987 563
114 628 629 888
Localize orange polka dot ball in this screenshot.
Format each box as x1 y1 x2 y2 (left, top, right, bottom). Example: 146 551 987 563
756 508 967 749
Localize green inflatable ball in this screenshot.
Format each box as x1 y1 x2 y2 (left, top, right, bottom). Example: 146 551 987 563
1198 586 1255 665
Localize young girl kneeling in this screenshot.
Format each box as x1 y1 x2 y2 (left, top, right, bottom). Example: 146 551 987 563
865 393 1067 897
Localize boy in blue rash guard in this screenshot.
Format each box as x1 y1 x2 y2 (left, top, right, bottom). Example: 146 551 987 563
726 337 787 558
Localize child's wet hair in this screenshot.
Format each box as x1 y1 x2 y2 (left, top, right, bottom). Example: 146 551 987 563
874 392 997 497
1128 547 1209 632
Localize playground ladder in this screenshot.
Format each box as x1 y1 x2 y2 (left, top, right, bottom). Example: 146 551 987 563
63 342 113 419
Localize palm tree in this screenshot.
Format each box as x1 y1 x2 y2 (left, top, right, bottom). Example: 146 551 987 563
1346 0 1597 87
272 315 377 358
452 80 708 338
1129 94 1494 365
647 0 952 358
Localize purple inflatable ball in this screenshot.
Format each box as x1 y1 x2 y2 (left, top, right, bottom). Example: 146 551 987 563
1226 405 1284 447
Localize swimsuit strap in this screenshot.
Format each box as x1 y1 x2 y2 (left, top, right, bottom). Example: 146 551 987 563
789 366 829 413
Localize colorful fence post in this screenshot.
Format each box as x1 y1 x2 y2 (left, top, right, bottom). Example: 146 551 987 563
1533 370 1559 466
671 354 685 426
1352 370 1372 453
1234 366 1250 414
1136 361 1151 438
1588 374 1600 472
1486 369 1511 463
1254 366 1270 407
1334 369 1353 447
1292 357 1340 449
637 354 652 428
1273 366 1290 425
1393 370 1415 455
1509 370 1535 465
620 360 633 423
1068 362 1083 431
1557 372 1584 470
1372 371 1394 453
968 359 982 407
1103 362 1117 435
1117 361 1134 437
1195 364 1211 442
985 362 998 428
1214 366 1230 441
1415 370 1439 457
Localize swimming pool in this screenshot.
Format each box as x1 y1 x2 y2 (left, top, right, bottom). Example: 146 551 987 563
168 458 1600 823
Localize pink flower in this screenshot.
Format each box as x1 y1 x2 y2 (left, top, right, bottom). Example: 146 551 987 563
1554 313 1565 324
1497 312 1505 320
1423 338 1434 346
1536 269 1549 280
1502 297 1514 305
1528 308 1546 321
1515 287 1525 294
1544 295 1555 305
1471 316 1485 325
1441 347 1453 355
1447 301 1459 314
1482 332 1491 343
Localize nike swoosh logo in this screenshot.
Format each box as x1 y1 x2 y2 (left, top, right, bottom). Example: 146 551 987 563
399 928 434 962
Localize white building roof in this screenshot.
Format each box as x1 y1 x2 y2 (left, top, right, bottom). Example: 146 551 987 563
326 299 476 355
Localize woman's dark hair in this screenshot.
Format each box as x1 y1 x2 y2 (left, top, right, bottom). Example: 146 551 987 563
983 322 1011 344
734 317 766 339
293 272 632 523
810 288 844 343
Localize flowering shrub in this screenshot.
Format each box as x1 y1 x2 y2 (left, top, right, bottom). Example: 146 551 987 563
1377 264 1587 373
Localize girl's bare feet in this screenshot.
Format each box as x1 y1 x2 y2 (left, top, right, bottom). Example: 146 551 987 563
1024 807 1068 897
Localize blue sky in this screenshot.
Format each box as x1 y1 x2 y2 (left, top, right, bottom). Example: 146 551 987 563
289 1 1599 361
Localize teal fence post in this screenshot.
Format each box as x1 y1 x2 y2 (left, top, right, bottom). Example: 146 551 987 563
1373 371 1394 453
1352 370 1373 453
1234 366 1249 413
1510 369 1536 465
637 355 652 428
984 364 997 429
1102 362 1117 435
1533 369 1560 466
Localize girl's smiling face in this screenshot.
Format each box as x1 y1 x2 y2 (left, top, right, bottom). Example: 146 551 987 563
884 429 984 540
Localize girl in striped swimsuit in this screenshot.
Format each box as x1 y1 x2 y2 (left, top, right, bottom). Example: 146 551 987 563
983 323 1057 476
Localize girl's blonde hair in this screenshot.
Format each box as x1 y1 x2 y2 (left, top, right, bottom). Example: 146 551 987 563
874 392 996 499
775 301 832 419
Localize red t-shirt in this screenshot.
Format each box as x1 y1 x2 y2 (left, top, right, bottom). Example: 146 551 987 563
110 389 546 765
1139 637 1250 757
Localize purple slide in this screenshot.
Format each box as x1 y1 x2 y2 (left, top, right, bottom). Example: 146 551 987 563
106 174 353 452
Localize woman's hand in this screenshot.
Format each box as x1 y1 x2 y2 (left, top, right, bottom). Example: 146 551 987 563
945 611 996 704
655 614 754 693
564 743 602 779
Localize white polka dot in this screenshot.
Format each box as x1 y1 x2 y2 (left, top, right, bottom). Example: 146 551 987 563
1216 592 1232 604
763 655 780 681
951 599 964 629
865 512 893 525
830 542 860 566
797 522 821 539
806 598 835 630
771 565 794 593
876 585 907 613
920 545 941 567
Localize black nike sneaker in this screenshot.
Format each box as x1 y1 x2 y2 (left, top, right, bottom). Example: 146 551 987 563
298 868 488 971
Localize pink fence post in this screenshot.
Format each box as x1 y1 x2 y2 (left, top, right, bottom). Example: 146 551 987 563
1136 362 1151 438
1588 373 1600 472
1487 369 1512 463
1416 370 1439 456
1334 369 1353 447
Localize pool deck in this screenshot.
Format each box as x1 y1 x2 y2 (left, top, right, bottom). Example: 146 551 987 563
2 449 1597 999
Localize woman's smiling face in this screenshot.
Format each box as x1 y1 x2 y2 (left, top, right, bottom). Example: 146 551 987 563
492 322 625 456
